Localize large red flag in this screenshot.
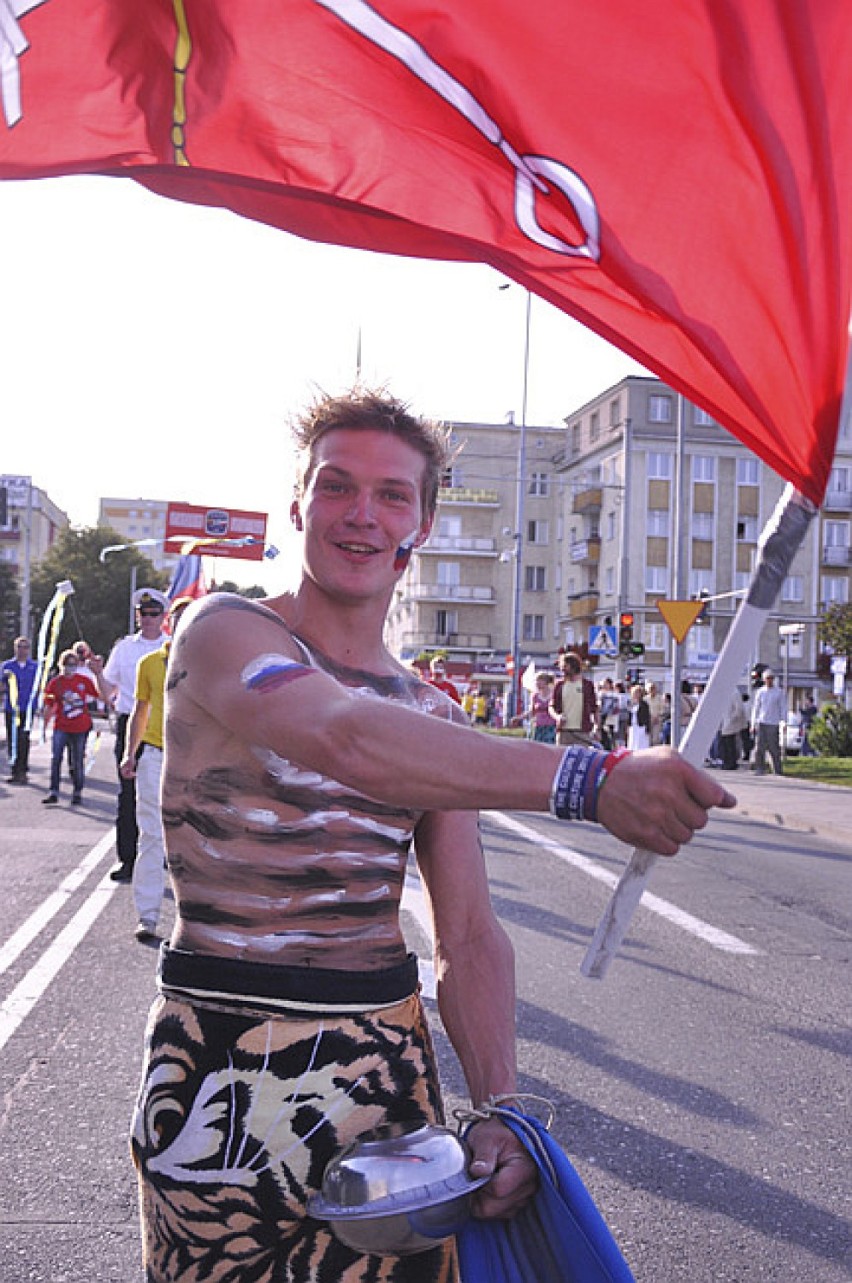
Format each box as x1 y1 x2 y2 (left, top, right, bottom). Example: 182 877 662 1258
1 1 849 504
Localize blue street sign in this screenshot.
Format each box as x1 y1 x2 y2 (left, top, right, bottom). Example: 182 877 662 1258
589 624 618 654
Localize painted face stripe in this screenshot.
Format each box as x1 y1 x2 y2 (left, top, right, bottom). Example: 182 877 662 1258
241 654 314 693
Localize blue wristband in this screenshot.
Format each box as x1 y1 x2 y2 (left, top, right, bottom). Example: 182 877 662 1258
549 746 630 822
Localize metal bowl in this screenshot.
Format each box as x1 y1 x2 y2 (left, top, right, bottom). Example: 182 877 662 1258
307 1121 489 1256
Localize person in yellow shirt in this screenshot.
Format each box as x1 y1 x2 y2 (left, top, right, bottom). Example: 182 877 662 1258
119 597 192 942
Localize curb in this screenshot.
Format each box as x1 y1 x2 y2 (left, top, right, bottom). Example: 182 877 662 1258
732 801 852 851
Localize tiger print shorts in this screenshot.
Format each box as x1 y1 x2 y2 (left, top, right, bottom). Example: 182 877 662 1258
131 949 457 1283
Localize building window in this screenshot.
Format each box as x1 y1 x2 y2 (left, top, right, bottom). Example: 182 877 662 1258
609 398 620 427
647 451 672 479
820 576 849 607
691 512 714 539
694 406 714 426
525 565 547 592
527 519 549 545
644 623 666 651
824 520 850 548
435 609 458 636
590 412 600 441
437 561 460 587
645 566 668 594
692 455 716 482
689 570 713 598
737 457 759 485
523 614 545 641
571 423 581 454
438 515 462 538
529 471 549 497
605 566 615 595
648 394 672 423
687 624 714 656
647 509 669 536
606 510 616 541
737 516 758 542
781 576 804 602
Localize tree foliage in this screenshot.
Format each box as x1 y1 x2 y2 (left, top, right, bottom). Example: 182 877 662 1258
818 602 852 659
216 579 267 599
809 702 852 758
0 560 22 654
29 526 168 659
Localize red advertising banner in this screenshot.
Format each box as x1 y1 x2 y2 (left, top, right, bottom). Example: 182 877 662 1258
164 503 268 561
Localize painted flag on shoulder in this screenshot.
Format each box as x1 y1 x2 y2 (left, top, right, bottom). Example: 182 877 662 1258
1 1 850 504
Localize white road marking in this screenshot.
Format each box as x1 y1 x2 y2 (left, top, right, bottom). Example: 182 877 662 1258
0 830 115 976
484 811 761 957
0 837 118 1055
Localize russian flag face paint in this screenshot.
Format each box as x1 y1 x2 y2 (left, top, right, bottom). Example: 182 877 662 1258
393 530 419 573
241 653 313 693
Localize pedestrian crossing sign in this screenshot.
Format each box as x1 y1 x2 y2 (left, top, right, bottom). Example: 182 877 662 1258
589 624 618 654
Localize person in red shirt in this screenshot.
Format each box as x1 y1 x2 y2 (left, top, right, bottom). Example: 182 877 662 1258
42 650 100 805
426 655 461 703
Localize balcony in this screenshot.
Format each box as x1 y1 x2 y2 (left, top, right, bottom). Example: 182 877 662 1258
401 630 492 651
568 591 599 620
421 535 497 556
569 535 601 565
438 486 500 507
822 545 851 566
406 583 496 604
572 486 603 515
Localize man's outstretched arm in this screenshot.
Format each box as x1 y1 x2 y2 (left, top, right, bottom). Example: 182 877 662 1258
174 597 736 856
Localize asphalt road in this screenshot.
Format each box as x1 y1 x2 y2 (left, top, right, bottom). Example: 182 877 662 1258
0 734 849 1282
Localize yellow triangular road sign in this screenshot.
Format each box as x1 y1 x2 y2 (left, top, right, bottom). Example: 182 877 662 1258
656 598 706 643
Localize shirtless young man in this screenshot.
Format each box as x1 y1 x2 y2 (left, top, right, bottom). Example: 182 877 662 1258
132 389 735 1283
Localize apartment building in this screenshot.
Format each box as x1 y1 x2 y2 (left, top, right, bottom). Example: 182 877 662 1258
0 476 69 576
0 475 69 633
98 497 180 577
386 377 852 700
558 376 851 695
385 417 566 689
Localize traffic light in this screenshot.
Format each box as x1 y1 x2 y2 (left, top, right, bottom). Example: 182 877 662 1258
619 611 645 658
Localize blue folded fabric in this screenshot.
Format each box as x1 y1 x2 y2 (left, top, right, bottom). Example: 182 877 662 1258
456 1109 635 1283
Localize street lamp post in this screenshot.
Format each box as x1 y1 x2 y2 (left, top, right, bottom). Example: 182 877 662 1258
508 289 532 721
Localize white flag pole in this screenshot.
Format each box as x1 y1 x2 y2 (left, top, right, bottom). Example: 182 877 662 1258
581 320 852 980
580 485 816 978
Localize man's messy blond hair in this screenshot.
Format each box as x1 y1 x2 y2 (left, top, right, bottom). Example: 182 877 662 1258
292 387 452 517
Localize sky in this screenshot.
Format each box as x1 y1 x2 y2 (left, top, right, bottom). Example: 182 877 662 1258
1 174 647 592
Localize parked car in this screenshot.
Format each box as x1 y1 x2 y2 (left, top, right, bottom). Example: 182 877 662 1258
782 711 802 755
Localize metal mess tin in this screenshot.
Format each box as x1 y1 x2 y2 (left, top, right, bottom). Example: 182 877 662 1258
308 1121 489 1255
